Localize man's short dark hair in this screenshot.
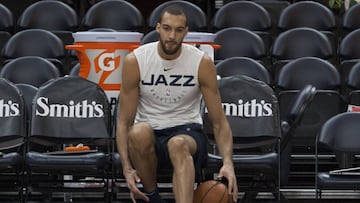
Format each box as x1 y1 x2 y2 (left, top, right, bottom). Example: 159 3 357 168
158 4 188 26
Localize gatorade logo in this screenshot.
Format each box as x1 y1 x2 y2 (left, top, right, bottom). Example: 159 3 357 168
0 99 20 117
95 50 121 73
93 50 121 90
35 97 104 118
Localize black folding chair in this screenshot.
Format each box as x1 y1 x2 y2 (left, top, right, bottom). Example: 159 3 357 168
24 77 112 202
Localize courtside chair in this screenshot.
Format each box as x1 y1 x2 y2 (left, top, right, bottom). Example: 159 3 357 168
17 0 79 70
214 27 266 65
82 0 144 32
147 0 207 32
212 1 272 32
344 61 360 107
0 3 14 33
277 1 338 53
211 1 273 55
275 57 346 186
278 1 337 31
17 0 78 32
1 29 66 75
0 56 61 88
203 75 282 202
215 56 272 86
315 112 360 199
0 78 26 202
338 28 360 86
342 3 360 36
203 76 316 202
24 77 112 202
0 3 14 65
270 27 335 79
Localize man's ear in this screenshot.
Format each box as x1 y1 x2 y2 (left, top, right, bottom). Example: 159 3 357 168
156 23 161 33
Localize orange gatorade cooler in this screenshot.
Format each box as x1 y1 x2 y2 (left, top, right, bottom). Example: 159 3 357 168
184 32 220 61
66 31 143 109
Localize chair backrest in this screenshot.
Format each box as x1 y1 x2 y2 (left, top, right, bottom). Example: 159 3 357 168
346 61 360 90
345 62 360 107
277 1 336 31
82 0 144 31
211 1 273 54
17 0 78 31
211 1 272 31
0 3 14 33
68 62 80 76
276 57 340 90
30 77 111 146
318 112 360 153
338 28 360 61
140 30 159 45
147 0 207 32
251 0 290 30
276 57 345 153
0 56 61 87
214 27 266 61
215 56 272 85
1 29 65 60
203 75 281 149
0 78 26 150
342 3 360 34
271 27 334 61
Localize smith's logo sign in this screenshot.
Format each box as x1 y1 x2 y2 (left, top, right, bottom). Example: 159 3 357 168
36 97 104 118
0 99 20 117
206 99 273 117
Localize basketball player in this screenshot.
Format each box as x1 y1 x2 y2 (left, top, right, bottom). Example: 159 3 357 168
116 4 238 203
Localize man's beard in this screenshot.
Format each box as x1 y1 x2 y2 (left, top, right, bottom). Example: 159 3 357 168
160 39 182 55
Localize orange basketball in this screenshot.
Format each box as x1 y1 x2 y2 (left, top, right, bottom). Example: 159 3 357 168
193 180 231 203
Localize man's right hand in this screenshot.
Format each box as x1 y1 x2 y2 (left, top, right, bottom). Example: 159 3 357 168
123 168 149 202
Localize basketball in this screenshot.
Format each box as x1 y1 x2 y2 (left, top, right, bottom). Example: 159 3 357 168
193 180 231 203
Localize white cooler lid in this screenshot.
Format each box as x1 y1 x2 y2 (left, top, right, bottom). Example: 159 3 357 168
72 32 144 42
184 32 215 43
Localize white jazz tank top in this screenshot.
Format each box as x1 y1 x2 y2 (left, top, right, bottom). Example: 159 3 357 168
134 42 204 129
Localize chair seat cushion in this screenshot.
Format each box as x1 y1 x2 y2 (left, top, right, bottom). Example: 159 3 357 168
0 152 23 171
317 172 360 189
25 151 109 173
208 152 278 169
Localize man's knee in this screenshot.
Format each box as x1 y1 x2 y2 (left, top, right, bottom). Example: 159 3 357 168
128 122 154 152
167 136 194 160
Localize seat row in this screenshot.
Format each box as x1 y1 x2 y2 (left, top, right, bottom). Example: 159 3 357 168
2 25 360 78
1 68 360 202
2 0 360 34
0 73 313 202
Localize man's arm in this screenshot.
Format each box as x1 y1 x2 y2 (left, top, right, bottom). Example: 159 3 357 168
115 52 148 200
198 54 238 202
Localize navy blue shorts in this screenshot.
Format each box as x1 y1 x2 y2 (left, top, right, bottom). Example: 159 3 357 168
154 123 208 170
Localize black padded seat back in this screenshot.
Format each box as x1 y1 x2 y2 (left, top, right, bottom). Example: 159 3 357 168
30 77 111 145
276 57 341 90
318 112 360 152
0 78 26 150
203 75 281 149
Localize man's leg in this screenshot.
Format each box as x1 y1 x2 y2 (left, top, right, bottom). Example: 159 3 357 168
128 122 158 194
167 135 197 203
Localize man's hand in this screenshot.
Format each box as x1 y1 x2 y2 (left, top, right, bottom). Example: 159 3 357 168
217 164 238 203
123 168 149 202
